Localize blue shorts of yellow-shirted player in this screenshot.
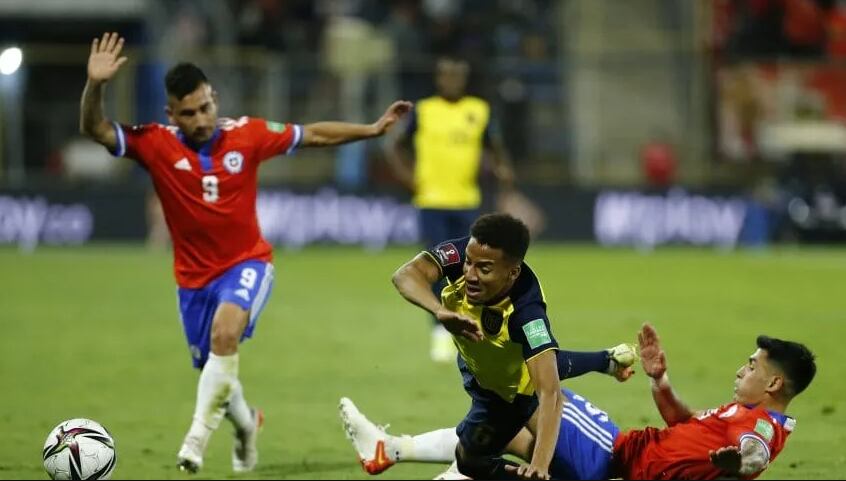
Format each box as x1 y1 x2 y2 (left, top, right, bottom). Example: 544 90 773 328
177 259 275 368
456 356 539 457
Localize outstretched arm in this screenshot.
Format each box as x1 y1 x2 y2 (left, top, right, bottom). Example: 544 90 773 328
520 350 563 480
300 101 413 147
79 32 128 151
639 323 696 426
391 253 482 342
486 131 516 191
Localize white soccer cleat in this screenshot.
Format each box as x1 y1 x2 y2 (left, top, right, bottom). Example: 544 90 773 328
176 437 204 474
232 408 264 473
607 343 639 382
433 461 471 480
431 325 457 363
339 397 396 475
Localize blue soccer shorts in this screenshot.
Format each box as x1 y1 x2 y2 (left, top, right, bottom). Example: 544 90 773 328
176 259 274 368
455 356 539 456
550 388 620 480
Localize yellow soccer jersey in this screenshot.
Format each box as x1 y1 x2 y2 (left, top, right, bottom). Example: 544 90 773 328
423 236 559 402
408 96 492 209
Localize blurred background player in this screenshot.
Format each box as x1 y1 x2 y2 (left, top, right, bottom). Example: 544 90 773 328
386 56 517 363
340 323 816 480
79 32 412 474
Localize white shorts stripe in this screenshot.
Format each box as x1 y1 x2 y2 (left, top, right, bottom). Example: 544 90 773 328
564 404 614 443
562 411 613 453
249 263 274 324
562 412 613 452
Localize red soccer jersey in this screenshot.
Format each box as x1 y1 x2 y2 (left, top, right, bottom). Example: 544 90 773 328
114 117 301 288
612 403 794 480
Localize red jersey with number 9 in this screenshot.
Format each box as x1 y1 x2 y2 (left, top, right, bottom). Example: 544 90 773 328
114 117 301 288
612 403 793 480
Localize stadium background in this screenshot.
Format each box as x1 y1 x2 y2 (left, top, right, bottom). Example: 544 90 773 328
0 0 844 479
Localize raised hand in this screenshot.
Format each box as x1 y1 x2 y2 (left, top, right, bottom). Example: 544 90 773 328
709 446 742 475
373 101 413 135
638 323 667 380
87 32 127 83
435 308 483 342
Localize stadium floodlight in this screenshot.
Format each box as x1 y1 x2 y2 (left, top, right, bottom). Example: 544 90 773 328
0 47 23 75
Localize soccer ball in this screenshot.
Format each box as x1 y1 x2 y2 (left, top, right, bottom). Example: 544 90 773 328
42 418 116 480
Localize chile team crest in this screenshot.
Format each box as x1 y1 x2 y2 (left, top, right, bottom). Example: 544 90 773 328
223 151 244 174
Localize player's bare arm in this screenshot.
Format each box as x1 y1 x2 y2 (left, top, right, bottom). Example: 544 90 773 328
300 101 413 147
392 253 482 342
709 437 770 478
486 132 516 190
79 32 128 151
519 350 563 480
386 129 415 191
639 323 698 425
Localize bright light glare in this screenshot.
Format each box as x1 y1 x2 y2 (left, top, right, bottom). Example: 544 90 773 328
0 47 23 75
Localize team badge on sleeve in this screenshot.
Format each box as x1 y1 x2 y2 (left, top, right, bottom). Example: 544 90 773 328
754 419 774 441
523 319 552 349
435 243 461 266
266 121 287 133
223 151 244 174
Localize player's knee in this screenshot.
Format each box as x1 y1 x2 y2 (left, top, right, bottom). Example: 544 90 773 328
455 445 499 480
210 321 240 352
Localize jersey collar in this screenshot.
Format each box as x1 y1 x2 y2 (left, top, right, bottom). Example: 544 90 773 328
766 409 795 431
744 403 796 431
177 128 221 154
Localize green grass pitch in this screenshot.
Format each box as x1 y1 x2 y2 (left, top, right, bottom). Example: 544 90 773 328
1 244 844 479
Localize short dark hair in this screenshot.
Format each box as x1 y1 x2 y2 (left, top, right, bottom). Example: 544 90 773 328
470 213 530 262
436 55 470 72
757 336 816 398
165 63 208 100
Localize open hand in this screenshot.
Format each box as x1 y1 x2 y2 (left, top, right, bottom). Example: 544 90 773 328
435 308 482 342
87 32 127 83
373 100 413 135
709 446 742 475
638 323 667 380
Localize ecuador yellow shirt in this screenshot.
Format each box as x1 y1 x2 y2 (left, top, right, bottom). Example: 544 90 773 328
423 236 559 402
409 96 492 209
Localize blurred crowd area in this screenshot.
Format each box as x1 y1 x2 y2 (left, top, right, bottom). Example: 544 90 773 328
1 0 562 189
712 0 846 61
0 0 844 204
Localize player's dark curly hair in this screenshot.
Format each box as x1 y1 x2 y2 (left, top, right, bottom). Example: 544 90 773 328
757 336 816 398
470 213 530 263
165 63 208 100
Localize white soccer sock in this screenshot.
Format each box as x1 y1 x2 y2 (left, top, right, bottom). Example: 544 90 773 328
184 353 239 449
225 379 254 433
389 428 458 463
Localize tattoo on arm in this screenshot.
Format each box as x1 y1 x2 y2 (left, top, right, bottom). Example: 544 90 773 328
738 437 769 476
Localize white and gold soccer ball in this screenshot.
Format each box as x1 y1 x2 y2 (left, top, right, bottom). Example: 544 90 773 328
42 418 116 480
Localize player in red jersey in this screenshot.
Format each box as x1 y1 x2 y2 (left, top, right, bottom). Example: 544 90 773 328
340 323 816 480
79 32 412 474
608 323 815 480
